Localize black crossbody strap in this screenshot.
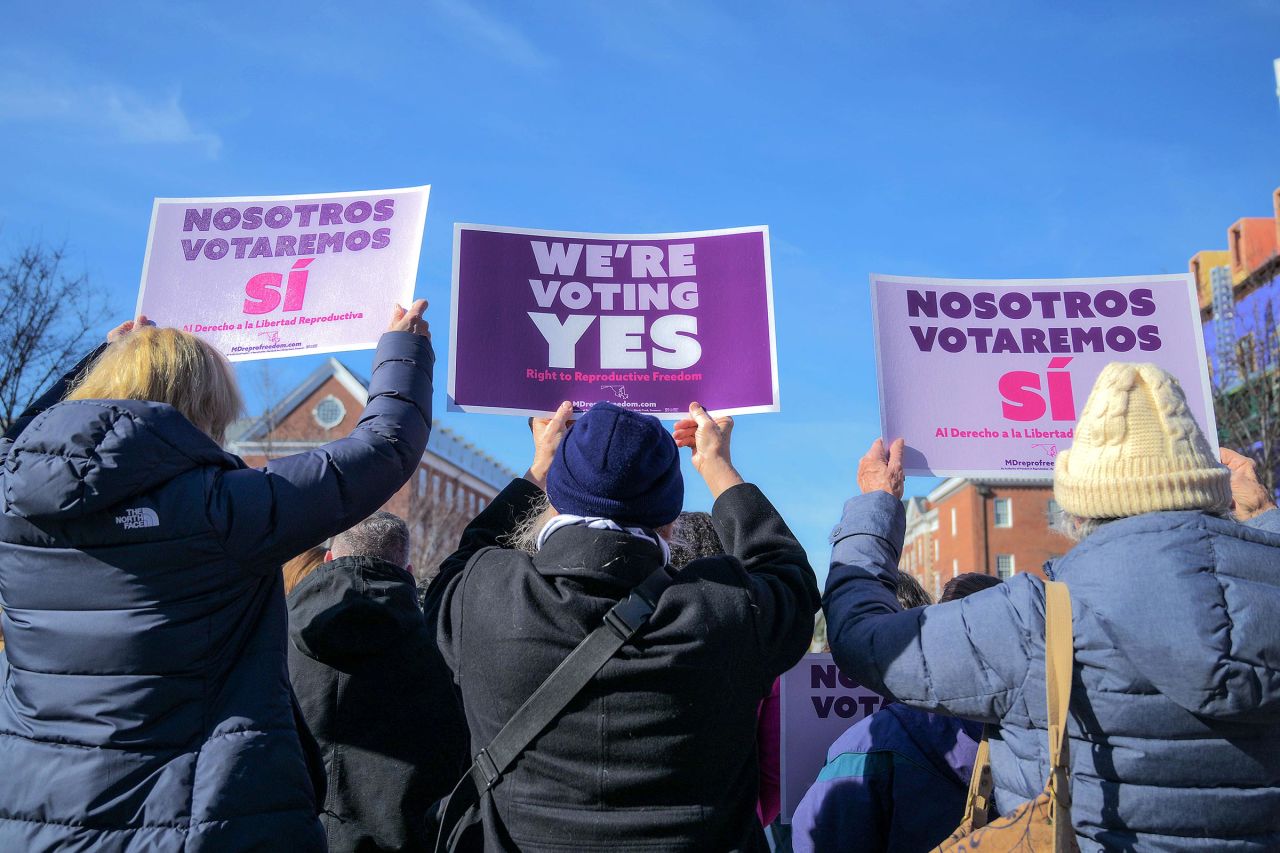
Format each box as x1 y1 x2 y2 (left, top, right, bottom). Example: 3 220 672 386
466 564 675 792
434 564 677 852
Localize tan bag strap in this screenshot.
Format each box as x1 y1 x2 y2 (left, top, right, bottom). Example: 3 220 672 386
959 733 993 829
1043 579 1075 849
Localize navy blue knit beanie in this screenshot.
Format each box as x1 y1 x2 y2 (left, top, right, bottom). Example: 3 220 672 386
545 402 684 528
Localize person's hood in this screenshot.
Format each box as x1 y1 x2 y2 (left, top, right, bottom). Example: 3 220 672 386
1 399 240 521
1056 510 1280 721
883 703 983 787
287 555 425 666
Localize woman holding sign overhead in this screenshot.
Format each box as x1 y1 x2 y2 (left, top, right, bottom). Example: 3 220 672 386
824 363 1280 851
0 301 434 851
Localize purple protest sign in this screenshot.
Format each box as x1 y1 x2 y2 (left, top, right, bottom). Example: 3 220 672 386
448 224 779 418
871 274 1216 477
136 186 430 361
778 653 886 823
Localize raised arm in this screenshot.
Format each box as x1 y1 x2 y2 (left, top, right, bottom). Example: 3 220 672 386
209 301 435 569
675 403 820 682
823 440 1037 724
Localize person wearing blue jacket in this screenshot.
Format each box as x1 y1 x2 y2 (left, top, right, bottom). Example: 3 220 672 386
0 302 434 851
824 362 1280 852
791 573 1000 853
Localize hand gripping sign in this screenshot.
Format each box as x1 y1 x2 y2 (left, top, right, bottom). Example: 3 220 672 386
870 273 1216 477
136 186 429 361
448 224 780 418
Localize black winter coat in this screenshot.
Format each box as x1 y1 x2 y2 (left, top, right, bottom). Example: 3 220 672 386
436 478 819 853
0 331 434 851
289 555 470 852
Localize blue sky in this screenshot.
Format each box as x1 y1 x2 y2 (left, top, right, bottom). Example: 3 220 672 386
2 1 1278 581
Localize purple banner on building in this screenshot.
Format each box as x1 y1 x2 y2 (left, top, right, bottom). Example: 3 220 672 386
136 186 430 361
778 653 886 823
448 224 779 418
871 273 1217 478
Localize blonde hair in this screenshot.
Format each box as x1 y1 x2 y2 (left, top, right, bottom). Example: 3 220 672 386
68 327 243 443
283 546 328 595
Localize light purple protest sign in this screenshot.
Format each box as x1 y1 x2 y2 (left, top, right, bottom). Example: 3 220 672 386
448 224 779 418
137 186 430 361
779 653 886 823
871 274 1216 477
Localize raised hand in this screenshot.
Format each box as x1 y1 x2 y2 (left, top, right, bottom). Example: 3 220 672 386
525 401 574 490
858 438 906 499
673 402 744 499
389 299 430 338
107 315 156 343
1220 447 1277 521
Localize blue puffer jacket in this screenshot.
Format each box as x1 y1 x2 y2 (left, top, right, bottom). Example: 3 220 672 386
0 331 434 852
825 490 1280 852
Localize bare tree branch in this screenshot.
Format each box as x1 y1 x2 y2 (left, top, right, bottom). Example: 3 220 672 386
0 242 107 427
408 477 475 587
1212 297 1280 497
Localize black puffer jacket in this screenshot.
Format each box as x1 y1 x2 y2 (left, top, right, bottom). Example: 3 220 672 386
0 331 434 851
289 556 469 852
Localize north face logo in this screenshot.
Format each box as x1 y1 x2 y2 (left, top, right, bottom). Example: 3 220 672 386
115 508 160 530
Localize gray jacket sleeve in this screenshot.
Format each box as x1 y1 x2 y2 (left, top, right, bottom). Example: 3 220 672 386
823 490 1041 724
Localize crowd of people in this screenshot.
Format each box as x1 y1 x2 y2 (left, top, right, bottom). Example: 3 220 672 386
0 305 1276 852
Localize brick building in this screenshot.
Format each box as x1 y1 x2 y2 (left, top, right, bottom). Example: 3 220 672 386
900 477 1072 599
226 357 515 573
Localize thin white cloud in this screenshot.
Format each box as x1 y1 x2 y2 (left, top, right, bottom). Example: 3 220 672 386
0 65 221 158
429 0 553 69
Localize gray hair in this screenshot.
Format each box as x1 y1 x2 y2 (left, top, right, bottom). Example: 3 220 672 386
1053 511 1110 543
331 511 411 568
500 492 678 556
502 493 556 555
1054 507 1231 543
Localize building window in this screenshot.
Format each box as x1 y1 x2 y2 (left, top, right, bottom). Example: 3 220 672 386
432 474 442 498
313 395 345 430
993 497 1012 528
418 469 427 494
952 558 959 578
933 540 939 561
996 554 1015 579
950 508 957 537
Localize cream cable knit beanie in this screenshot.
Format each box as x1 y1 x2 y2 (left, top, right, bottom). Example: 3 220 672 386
1053 362 1230 519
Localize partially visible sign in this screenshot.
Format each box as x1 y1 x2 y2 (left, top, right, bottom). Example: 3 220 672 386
871 273 1216 477
448 224 779 418
778 653 887 823
137 186 430 361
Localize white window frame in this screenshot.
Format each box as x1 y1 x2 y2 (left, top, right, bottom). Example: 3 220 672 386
950 508 957 537
996 553 1016 579
312 395 346 430
993 497 1013 528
